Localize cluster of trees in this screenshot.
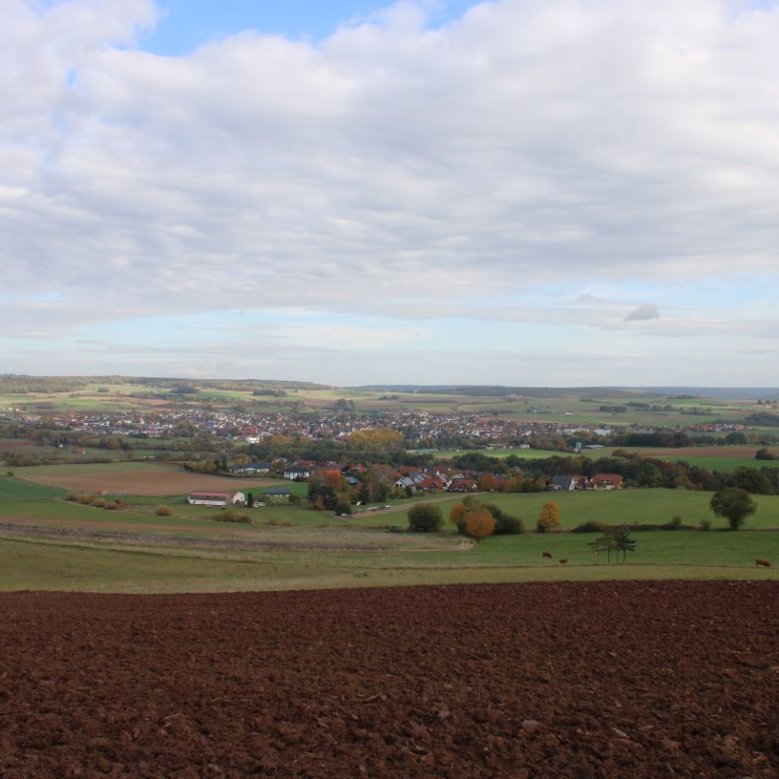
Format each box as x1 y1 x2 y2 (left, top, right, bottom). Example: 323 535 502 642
307 467 404 514
587 525 637 562
466 451 779 495
409 498 569 539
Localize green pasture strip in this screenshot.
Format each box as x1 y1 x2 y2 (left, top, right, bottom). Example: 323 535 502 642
452 489 779 530
0 476 66 500
429 448 566 460
432 528 779 568
0 532 775 594
654 455 773 472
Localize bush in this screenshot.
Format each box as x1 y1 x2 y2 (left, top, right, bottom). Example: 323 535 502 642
334 500 353 516
572 521 609 533
155 505 172 516
483 503 523 535
493 514 524 534
91 498 107 508
408 503 444 532
699 518 712 531
666 515 683 530
212 509 251 523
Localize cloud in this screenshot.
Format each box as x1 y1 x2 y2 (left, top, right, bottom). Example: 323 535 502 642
2 0 779 382
625 303 660 321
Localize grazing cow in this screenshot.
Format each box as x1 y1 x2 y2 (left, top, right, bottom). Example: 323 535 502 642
756 558 771 568
559 559 568 564
542 551 553 560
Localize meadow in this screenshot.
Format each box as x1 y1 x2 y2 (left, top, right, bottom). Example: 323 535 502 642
1 466 777 593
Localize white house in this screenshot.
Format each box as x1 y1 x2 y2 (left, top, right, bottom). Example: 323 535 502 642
187 491 246 507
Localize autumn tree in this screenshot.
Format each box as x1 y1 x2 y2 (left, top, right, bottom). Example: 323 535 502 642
308 470 351 511
479 473 499 492
347 428 403 449
463 507 496 542
449 496 482 534
537 501 561 532
710 487 757 530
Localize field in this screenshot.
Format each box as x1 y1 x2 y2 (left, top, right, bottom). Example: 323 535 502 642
12 462 286 497
0 582 776 777
430 445 779 472
3 378 778 425
2 465 779 592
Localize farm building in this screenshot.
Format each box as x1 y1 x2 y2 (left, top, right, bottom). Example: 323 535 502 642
262 487 291 504
187 491 246 507
590 473 624 490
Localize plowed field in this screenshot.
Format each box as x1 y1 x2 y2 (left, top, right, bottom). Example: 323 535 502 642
18 468 281 496
0 582 777 778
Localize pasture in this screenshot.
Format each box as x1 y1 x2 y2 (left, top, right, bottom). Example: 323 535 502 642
1 472 778 592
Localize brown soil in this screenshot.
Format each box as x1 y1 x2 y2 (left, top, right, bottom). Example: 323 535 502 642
0 582 776 778
19 469 284 497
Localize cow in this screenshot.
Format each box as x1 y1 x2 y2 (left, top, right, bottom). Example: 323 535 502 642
559 559 568 564
542 551 553 560
756 558 771 568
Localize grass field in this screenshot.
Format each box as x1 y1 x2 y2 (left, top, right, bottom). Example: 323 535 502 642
1 480 778 592
428 444 779 473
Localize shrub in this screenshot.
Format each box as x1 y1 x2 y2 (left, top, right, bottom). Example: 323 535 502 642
155 505 172 516
493 514 524 534
572 520 609 533
104 501 119 511
483 503 523 535
699 518 712 531
91 498 107 509
666 515 683 530
212 509 251 523
334 500 353 516
408 503 444 532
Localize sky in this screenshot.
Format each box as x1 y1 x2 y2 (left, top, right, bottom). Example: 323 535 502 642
2 0 779 387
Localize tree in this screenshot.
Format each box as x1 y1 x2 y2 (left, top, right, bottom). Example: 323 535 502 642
463 508 496 542
449 496 481 534
728 466 774 495
710 487 757 530
407 503 444 532
537 501 561 532
613 524 637 562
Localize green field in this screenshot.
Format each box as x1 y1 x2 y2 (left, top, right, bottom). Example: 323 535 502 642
1 482 777 592
0 476 66 500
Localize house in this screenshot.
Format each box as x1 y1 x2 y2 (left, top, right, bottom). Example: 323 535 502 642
188 491 246 507
284 467 311 481
549 474 577 491
230 462 271 475
590 473 624 490
262 486 292 503
447 478 479 492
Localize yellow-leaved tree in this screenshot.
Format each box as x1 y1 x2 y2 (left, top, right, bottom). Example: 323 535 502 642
537 501 561 532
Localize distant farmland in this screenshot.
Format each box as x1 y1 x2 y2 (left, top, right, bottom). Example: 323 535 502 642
13 463 286 497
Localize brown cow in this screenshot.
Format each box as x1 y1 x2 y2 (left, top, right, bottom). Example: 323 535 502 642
559 559 568 564
542 551 553 560
756 558 771 568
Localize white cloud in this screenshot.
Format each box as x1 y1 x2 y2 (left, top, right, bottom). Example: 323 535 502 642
2 0 779 382
625 303 660 321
